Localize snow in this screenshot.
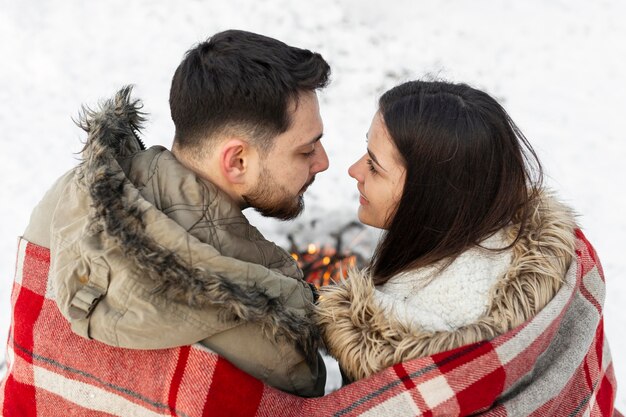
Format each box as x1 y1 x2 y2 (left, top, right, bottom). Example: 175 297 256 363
1 0 624 408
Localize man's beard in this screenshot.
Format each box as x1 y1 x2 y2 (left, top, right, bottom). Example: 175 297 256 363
242 165 313 221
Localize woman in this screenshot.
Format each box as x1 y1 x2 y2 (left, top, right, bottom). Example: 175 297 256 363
316 80 579 381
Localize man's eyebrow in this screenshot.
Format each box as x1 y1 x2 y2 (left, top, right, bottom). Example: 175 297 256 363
367 148 387 172
301 132 324 146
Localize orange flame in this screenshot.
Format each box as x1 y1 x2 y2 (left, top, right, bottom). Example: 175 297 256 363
322 271 331 286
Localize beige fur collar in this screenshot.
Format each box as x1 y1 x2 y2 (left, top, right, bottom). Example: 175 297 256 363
315 192 577 381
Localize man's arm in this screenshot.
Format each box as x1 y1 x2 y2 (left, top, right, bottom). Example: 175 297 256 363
202 322 326 397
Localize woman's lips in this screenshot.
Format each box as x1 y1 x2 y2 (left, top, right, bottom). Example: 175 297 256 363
357 185 368 205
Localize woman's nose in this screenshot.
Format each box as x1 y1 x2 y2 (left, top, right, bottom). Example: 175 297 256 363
348 155 364 181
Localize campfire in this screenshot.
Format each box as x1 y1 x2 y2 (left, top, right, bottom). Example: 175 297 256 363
286 221 369 287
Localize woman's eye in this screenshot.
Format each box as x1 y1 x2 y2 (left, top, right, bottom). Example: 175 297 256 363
366 159 378 174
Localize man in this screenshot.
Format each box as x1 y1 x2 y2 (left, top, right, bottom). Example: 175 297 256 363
4 29 330 404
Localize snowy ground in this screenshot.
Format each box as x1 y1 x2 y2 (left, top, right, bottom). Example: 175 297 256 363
1 0 624 408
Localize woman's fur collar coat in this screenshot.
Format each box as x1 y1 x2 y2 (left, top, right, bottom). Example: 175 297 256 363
316 192 577 382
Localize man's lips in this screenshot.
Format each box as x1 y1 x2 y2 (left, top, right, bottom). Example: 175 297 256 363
300 176 316 194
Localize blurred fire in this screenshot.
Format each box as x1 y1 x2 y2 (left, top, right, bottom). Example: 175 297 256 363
287 221 367 288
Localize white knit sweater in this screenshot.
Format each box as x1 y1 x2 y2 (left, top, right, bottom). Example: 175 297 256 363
374 230 513 332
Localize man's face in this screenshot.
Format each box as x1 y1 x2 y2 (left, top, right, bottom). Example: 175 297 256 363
243 92 329 220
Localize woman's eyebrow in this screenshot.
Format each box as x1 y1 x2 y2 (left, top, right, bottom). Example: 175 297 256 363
367 148 387 171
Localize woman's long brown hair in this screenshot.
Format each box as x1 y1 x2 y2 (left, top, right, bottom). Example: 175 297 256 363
371 81 543 285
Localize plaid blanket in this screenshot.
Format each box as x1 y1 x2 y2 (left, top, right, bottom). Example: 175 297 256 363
1 232 619 416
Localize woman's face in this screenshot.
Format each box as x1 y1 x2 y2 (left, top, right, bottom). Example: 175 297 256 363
348 112 406 229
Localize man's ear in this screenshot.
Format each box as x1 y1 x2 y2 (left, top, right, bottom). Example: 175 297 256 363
219 139 251 185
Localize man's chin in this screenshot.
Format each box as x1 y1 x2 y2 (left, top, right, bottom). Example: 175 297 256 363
248 196 304 221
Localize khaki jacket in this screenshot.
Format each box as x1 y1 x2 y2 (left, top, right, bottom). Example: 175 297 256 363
23 88 325 397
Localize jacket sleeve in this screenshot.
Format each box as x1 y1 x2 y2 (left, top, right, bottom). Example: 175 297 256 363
201 322 326 397
23 170 76 248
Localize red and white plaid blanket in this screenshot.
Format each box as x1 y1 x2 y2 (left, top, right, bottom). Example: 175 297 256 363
0 231 619 416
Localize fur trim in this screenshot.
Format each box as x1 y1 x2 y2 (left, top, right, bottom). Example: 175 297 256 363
315 193 577 381
75 87 320 363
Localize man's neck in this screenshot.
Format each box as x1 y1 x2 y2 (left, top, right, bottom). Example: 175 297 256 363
171 147 245 209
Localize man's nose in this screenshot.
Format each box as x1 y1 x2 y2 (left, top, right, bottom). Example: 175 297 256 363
311 142 329 174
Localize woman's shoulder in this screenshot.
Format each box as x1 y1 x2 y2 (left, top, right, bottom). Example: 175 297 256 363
315 190 579 380
376 230 514 332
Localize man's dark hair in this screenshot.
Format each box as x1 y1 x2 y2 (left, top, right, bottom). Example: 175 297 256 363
370 80 543 284
170 30 330 153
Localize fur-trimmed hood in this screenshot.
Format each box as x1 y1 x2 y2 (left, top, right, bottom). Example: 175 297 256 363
49 87 321 366
315 192 578 381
